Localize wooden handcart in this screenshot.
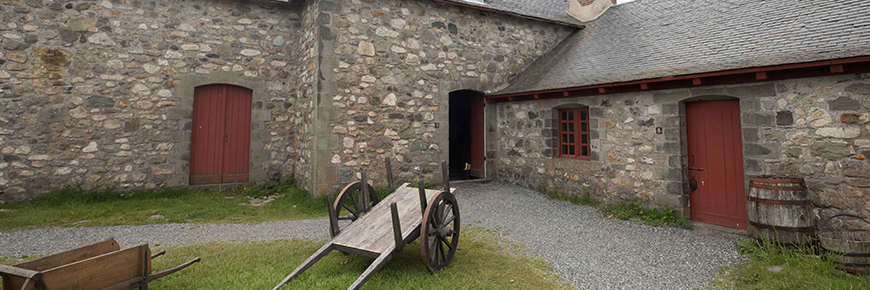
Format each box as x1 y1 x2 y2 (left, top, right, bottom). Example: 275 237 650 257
273 160 460 290
0 239 200 290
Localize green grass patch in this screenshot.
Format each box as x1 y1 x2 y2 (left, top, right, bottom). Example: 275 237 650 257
710 239 870 289
150 229 567 289
0 229 568 289
538 185 689 229
546 190 598 207
601 199 692 229
0 178 328 233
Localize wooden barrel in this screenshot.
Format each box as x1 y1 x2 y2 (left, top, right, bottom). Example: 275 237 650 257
747 176 815 244
820 214 870 274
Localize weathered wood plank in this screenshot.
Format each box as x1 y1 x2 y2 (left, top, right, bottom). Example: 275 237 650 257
747 178 814 244
272 242 334 290
332 183 438 254
347 248 394 290
441 160 450 193
40 245 148 290
15 239 120 272
391 203 403 249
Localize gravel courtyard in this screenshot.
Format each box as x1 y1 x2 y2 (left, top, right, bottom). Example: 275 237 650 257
455 181 745 290
0 181 745 289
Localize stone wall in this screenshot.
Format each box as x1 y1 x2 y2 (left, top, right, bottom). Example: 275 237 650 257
496 92 664 205
495 73 870 229
0 0 305 200
758 74 870 230
307 0 574 195
291 0 321 192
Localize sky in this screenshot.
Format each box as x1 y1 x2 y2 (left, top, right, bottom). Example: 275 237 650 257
617 0 637 4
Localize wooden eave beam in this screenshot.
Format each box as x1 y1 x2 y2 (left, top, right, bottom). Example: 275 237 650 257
486 55 870 103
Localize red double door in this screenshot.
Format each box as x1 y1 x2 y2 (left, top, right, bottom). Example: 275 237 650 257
190 84 252 185
686 100 747 229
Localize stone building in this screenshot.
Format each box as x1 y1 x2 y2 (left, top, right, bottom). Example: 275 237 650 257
487 0 870 230
0 0 578 199
1 0 868 231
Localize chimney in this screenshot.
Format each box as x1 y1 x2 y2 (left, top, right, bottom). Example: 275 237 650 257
567 0 617 22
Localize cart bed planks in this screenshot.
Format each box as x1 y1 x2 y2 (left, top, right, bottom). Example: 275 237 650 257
332 184 437 256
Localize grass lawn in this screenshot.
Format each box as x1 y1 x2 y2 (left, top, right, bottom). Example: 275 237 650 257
1 229 568 289
0 179 331 233
711 239 870 290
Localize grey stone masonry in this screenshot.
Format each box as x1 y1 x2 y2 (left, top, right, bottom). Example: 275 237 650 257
0 0 574 199
0 0 307 200
305 0 573 195
496 73 870 230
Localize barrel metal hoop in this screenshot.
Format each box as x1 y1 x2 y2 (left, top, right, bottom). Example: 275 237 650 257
821 214 870 232
749 221 814 233
837 262 870 267
748 184 807 191
825 250 870 258
747 196 812 206
749 177 805 184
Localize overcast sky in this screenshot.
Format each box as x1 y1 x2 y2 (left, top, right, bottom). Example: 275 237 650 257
617 0 637 4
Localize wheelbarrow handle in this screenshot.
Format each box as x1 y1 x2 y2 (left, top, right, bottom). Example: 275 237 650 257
145 257 201 283
150 250 166 260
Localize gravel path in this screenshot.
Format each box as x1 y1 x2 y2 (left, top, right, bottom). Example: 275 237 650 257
0 181 745 289
0 220 330 258
454 181 746 290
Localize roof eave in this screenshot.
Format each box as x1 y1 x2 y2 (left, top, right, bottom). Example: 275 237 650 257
432 0 586 28
486 55 870 102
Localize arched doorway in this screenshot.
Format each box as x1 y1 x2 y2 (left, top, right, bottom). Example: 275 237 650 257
449 90 486 180
190 84 253 185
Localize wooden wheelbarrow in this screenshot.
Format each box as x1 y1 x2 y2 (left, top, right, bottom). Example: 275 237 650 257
274 159 460 290
0 239 200 290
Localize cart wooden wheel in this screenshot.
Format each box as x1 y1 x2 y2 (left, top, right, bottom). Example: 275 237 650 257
331 181 380 238
420 190 460 273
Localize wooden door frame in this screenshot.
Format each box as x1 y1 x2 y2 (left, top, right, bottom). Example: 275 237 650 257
683 98 747 229
470 93 486 178
190 84 253 185
448 90 486 180
168 73 272 187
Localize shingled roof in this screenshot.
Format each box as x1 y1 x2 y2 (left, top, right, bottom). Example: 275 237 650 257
436 0 584 27
498 0 870 95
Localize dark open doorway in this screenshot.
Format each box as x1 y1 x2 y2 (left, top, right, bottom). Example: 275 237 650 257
449 90 485 181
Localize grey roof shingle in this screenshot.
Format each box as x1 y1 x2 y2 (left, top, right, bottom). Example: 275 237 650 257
438 0 584 27
498 0 870 95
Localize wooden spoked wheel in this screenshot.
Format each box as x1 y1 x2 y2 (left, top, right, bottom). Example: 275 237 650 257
331 181 379 238
420 191 460 273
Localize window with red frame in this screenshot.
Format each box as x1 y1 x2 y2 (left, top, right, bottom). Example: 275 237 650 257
559 108 590 160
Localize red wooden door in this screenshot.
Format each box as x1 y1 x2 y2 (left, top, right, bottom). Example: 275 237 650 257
469 94 485 178
221 85 253 183
686 100 747 229
190 84 252 185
